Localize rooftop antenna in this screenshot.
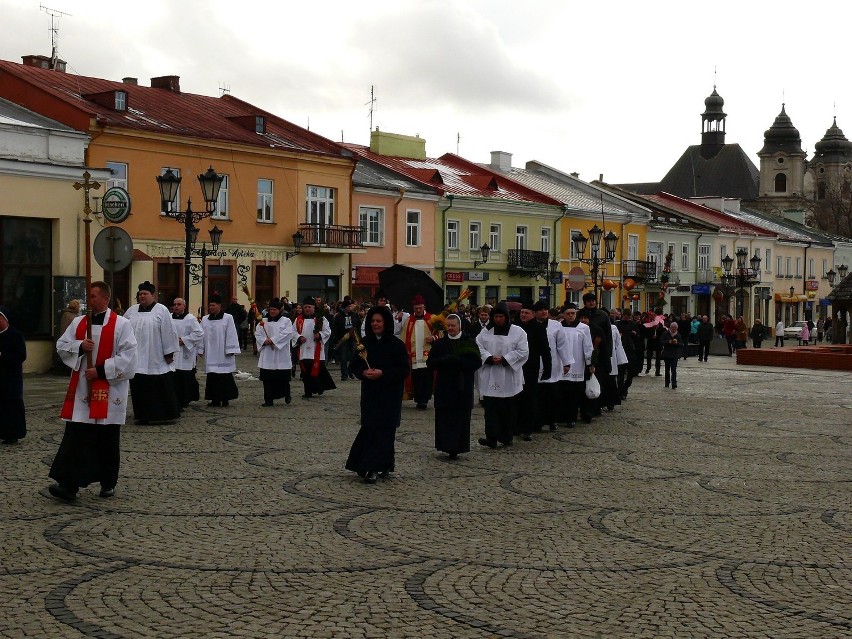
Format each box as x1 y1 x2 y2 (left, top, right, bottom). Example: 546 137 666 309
456 132 460 155
366 85 377 133
218 82 230 97
713 65 717 90
40 4 71 70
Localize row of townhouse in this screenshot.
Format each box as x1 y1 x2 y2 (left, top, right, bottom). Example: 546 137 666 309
2 56 850 371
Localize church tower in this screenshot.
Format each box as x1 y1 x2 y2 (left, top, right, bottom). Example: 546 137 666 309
757 104 806 214
700 88 726 158
805 117 852 202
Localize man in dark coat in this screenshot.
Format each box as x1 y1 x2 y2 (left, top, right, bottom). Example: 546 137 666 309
577 293 614 414
516 301 551 441
332 297 360 381
0 306 26 444
468 306 492 340
426 313 482 459
616 308 641 400
346 305 410 484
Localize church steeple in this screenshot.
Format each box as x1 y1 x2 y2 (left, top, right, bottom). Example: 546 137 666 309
701 87 726 158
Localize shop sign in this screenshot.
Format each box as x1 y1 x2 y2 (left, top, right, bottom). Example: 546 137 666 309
805 279 820 291
466 271 489 281
691 284 711 294
101 187 132 223
445 272 464 282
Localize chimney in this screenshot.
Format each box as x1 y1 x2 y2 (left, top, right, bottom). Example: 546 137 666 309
21 54 66 72
122 77 138 85
490 151 512 172
151 75 180 93
599 174 603 182
570 172 579 178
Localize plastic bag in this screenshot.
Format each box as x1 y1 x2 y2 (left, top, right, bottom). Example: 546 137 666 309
585 375 601 399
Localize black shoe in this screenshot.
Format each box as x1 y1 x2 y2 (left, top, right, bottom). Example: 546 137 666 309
99 486 115 498
655 373 662 377
502 440 513 447
48 484 77 502
672 384 677 389
349 374 356 380
567 421 576 428
549 424 558 431
378 471 390 478
665 383 670 388
222 401 229 407
478 437 497 449
581 414 592 424
1 438 19 445
285 396 291 405
261 402 274 407
416 403 427 410
207 401 221 407
645 367 651 374
364 472 378 484
522 434 532 441
301 394 311 400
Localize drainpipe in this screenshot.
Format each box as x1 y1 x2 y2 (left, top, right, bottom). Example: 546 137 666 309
618 214 632 309
346 160 357 299
393 188 406 265
802 241 811 319
694 232 703 315
553 204 568 305
440 194 454 296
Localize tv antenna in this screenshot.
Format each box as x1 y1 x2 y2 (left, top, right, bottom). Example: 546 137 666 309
366 85 377 132
40 4 72 70
219 82 230 96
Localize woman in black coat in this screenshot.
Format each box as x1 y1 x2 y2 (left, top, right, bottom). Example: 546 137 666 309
345 305 410 484
0 306 27 444
426 314 482 459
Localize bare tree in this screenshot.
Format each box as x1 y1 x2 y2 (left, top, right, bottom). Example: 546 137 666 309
806 178 852 237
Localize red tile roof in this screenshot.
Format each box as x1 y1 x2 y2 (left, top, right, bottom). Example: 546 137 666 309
0 60 347 158
642 193 776 237
343 144 562 205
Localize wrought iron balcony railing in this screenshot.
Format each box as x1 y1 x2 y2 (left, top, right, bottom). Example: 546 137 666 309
508 249 550 275
298 223 364 249
622 260 657 283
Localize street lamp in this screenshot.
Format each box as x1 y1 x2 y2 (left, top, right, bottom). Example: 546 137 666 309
473 243 490 269
572 224 618 302
285 230 304 260
156 166 224 309
838 264 849 280
827 268 837 286
548 257 560 305
721 250 761 318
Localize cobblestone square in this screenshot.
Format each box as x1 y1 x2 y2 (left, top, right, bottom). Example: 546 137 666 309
2 354 850 638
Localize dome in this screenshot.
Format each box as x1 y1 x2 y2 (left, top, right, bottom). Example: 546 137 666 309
812 117 852 163
759 104 803 155
702 88 726 117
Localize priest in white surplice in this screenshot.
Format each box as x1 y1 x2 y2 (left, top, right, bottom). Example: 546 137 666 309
171 297 204 409
475 302 528 448
199 294 240 407
535 301 573 431
560 303 594 427
292 296 335 399
255 299 296 406
48 281 138 502
123 281 180 424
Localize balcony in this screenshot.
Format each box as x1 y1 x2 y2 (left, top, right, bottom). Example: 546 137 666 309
508 249 549 275
623 260 657 283
298 223 364 249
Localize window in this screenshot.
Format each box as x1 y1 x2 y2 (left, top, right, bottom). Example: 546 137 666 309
406 210 420 246
777 256 783 276
681 243 689 271
808 258 815 278
817 182 826 200
774 173 787 193
213 174 229 219
255 116 265 134
160 167 180 216
515 226 528 250
106 162 127 191
306 185 334 226
489 224 501 253
254 264 278 306
156 262 182 305
719 244 727 265
795 258 801 277
786 257 792 276
257 179 273 222
698 245 711 270
570 228 582 259
822 259 828 278
114 91 127 111
207 264 233 301
765 249 771 272
469 222 481 253
358 207 384 246
628 234 639 261
0 217 52 337
667 243 676 265
540 227 550 254
647 241 663 278
446 220 459 251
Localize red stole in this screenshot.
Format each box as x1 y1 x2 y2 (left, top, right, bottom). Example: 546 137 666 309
295 315 322 377
60 311 117 420
403 313 433 399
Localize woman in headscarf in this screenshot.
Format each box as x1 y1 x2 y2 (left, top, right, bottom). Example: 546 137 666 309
346 305 410 484
0 306 27 444
427 314 482 459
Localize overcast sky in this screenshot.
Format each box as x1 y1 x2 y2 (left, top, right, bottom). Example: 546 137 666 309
3 0 851 184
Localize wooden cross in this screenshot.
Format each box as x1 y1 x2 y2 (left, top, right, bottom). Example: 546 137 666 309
72 171 102 372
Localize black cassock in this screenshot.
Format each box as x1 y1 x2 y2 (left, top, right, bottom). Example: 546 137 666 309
0 322 27 442
345 335 410 476
426 335 482 455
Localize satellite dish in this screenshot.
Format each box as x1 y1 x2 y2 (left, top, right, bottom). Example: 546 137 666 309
93 226 133 272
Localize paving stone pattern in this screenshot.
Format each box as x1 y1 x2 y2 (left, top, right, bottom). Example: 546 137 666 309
2 354 850 638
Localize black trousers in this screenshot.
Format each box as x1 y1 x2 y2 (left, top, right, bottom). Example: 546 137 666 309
536 383 558 428
49 422 121 490
699 340 711 361
411 368 433 405
664 357 679 387
645 342 661 373
560 380 586 423
483 395 517 444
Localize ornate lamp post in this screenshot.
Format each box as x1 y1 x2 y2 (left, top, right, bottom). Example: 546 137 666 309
572 224 618 303
157 167 224 309
192 225 223 316
721 249 761 319
285 231 304 260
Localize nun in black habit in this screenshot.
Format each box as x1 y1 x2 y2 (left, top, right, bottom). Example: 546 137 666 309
426 313 481 459
0 306 26 444
345 305 410 484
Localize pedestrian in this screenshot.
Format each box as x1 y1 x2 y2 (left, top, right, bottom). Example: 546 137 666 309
171 297 204 409
476 302 529 448
660 321 682 389
816 318 824 343
644 310 665 375
775 319 785 347
696 315 714 362
734 316 748 350
536 301 572 431
293 296 335 399
0 306 27 445
52 299 80 372
609 320 629 409
749 319 768 348
516 301 551 440
332 297 360 381
560 304 593 426
399 294 438 409
723 315 736 354
49 281 138 501
800 321 811 346
227 296 248 350
256 299 296 407
616 309 640 398
199 294 240 407
346 305 410 484
426 314 482 459
578 293 616 412
123 282 181 424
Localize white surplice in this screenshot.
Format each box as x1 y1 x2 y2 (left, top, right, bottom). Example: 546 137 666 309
56 309 138 424
561 323 593 383
123 303 179 375
199 313 240 373
475 325 529 398
541 318 573 383
256 316 296 370
172 314 204 371
610 324 629 374
292 316 331 361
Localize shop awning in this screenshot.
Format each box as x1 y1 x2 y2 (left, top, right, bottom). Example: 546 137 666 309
773 293 807 302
